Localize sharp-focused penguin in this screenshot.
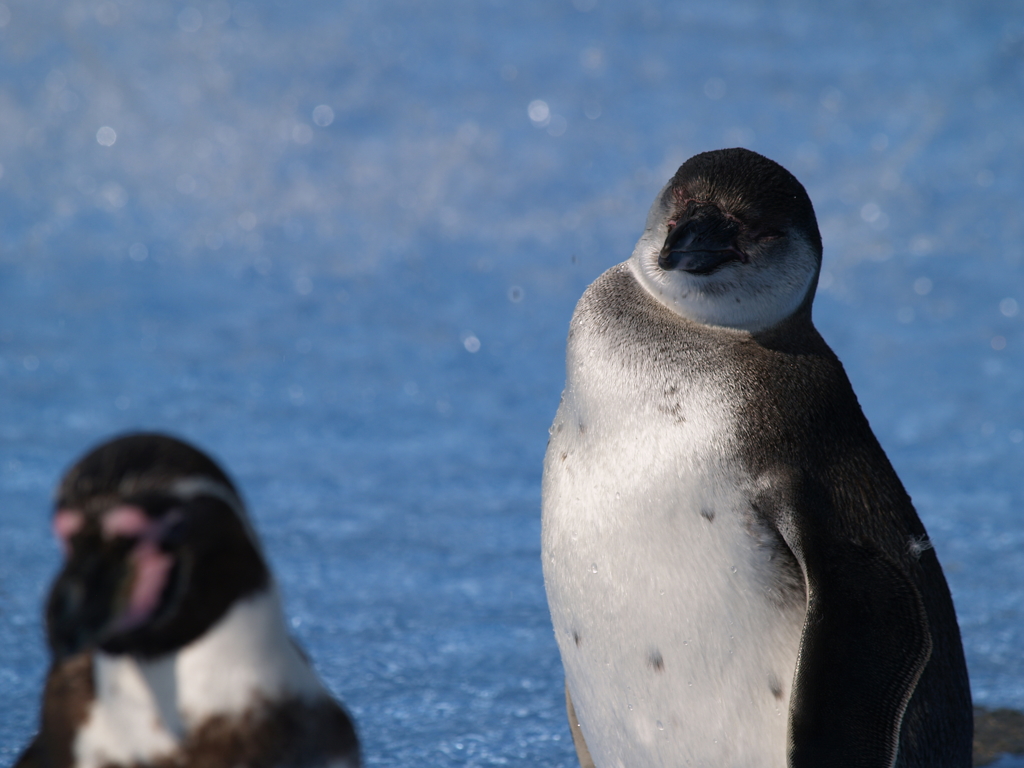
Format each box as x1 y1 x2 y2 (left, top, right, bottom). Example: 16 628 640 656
541 148 972 767
17 433 361 768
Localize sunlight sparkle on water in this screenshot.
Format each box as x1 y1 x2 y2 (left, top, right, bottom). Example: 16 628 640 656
95 126 116 146
528 100 550 126
128 243 148 261
312 105 335 127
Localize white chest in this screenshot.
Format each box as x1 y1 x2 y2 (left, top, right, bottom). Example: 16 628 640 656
72 589 328 768
73 654 181 768
542 339 806 768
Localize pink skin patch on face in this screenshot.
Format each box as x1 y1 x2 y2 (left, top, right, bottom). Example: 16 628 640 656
102 505 152 540
53 509 85 554
100 506 182 634
111 540 175 634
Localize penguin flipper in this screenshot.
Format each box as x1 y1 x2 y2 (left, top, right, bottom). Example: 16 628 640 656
565 682 597 768
788 543 931 768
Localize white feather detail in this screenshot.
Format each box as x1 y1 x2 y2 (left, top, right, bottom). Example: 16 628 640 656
73 587 328 768
542 271 806 767
629 183 819 333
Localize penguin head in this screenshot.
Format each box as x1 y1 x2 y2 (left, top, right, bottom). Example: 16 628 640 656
631 148 822 332
46 433 269 661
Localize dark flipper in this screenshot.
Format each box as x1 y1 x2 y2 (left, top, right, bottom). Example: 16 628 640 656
789 544 932 768
566 682 597 768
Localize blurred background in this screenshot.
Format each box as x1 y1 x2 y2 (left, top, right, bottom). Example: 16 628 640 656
1 0 1022 765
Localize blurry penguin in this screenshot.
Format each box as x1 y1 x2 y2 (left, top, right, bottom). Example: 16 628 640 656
16 432 360 768
542 148 972 767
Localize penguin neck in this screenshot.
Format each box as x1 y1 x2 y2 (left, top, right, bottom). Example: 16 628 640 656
628 235 821 334
89 585 326 738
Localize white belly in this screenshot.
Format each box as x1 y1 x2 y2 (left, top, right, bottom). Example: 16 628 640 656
542 375 806 768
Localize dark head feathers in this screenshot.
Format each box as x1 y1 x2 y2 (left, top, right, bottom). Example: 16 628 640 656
57 432 238 513
669 148 822 256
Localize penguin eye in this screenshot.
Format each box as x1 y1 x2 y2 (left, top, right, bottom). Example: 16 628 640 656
753 227 785 241
156 509 189 549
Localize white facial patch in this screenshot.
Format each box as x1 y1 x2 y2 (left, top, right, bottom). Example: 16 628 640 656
169 475 265 555
629 185 819 333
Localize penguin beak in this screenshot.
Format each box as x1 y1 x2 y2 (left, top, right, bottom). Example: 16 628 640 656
658 215 748 275
47 536 135 660
46 507 184 661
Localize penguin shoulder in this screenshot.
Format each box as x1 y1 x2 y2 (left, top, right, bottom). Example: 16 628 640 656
175 586 328 722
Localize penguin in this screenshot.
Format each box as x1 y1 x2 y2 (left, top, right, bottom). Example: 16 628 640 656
16 433 361 768
541 148 973 767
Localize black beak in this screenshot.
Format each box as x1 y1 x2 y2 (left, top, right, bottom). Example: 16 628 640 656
658 211 747 275
45 509 188 660
46 541 135 661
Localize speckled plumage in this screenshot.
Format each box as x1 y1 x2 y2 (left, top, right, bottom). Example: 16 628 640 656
542 149 972 768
